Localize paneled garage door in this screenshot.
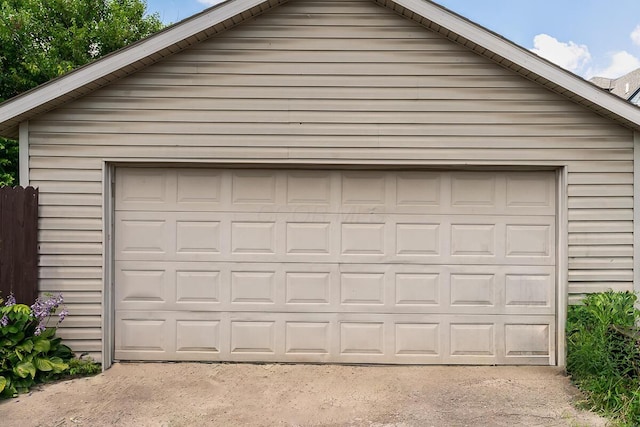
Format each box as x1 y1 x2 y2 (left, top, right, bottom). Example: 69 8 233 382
114 168 557 365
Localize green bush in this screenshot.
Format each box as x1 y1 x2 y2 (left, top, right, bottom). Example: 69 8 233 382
567 290 640 425
0 293 99 398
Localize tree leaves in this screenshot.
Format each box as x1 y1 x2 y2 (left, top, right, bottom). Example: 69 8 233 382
0 0 163 103
0 138 17 186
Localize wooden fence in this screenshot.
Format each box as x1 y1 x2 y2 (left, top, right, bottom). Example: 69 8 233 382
0 186 38 304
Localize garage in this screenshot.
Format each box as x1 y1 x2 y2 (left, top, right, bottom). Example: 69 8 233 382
114 167 556 365
4 0 637 368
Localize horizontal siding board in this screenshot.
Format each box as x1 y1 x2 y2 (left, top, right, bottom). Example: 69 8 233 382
568 233 634 245
57 292 102 304
39 267 102 279
55 304 102 316
29 133 633 149
94 84 593 101
29 169 102 182
568 221 633 233
67 97 615 114
30 181 103 194
44 109 614 126
29 157 103 170
32 122 630 137
569 282 633 295
28 149 635 174
120 74 538 89
145 61 508 76
53 339 101 353
24 0 637 356
190 37 469 51
568 245 634 257
40 230 102 243
568 270 633 281
52 316 101 328
39 243 103 255
568 185 633 197
40 279 103 292
568 162 633 173
170 50 488 64
283 149 631 162
569 258 634 270
568 197 634 209
208 25 437 39
39 206 102 218
569 173 634 185
56 328 102 340
40 218 102 231
39 193 103 207
568 209 633 221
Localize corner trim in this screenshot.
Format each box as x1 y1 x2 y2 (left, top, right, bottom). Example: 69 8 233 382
556 166 569 368
101 162 115 370
18 121 29 187
634 132 640 294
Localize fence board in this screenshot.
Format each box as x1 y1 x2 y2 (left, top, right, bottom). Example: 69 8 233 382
0 187 38 304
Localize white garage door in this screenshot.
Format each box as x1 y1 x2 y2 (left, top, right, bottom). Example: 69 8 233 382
114 168 556 365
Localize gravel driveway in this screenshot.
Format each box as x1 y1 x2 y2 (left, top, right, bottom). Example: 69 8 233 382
1 363 607 426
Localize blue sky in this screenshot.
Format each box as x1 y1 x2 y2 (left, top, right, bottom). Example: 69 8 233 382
145 0 640 80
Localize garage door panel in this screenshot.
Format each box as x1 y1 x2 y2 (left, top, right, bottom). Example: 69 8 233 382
116 168 173 211
505 172 556 212
114 168 557 365
115 261 554 315
115 169 556 216
115 310 226 361
114 311 554 364
115 211 555 266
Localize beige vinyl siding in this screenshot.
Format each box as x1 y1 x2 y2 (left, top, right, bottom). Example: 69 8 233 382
27 0 634 359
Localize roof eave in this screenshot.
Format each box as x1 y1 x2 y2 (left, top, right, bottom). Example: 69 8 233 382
0 0 288 139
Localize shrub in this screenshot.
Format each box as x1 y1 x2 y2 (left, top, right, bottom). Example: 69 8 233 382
566 290 640 425
0 293 73 398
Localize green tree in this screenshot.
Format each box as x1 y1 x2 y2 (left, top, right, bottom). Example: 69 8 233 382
0 0 164 186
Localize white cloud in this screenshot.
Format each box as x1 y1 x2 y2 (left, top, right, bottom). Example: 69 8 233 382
632 25 640 47
530 34 591 74
588 51 640 79
197 0 223 5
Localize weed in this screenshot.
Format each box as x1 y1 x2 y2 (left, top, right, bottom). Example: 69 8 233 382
67 355 101 377
567 290 640 426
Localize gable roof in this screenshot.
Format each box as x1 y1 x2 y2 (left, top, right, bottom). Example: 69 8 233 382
1 0 639 139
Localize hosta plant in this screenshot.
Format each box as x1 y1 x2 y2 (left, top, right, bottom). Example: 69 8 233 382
0 293 72 398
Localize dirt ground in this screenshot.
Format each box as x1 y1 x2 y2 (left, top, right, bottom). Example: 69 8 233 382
1 363 607 427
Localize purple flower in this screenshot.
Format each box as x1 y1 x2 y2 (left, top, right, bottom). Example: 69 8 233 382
31 293 64 322
0 314 8 327
34 323 45 336
5 294 16 307
29 293 67 334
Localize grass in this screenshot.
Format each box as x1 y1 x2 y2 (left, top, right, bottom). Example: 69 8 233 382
566 290 640 426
